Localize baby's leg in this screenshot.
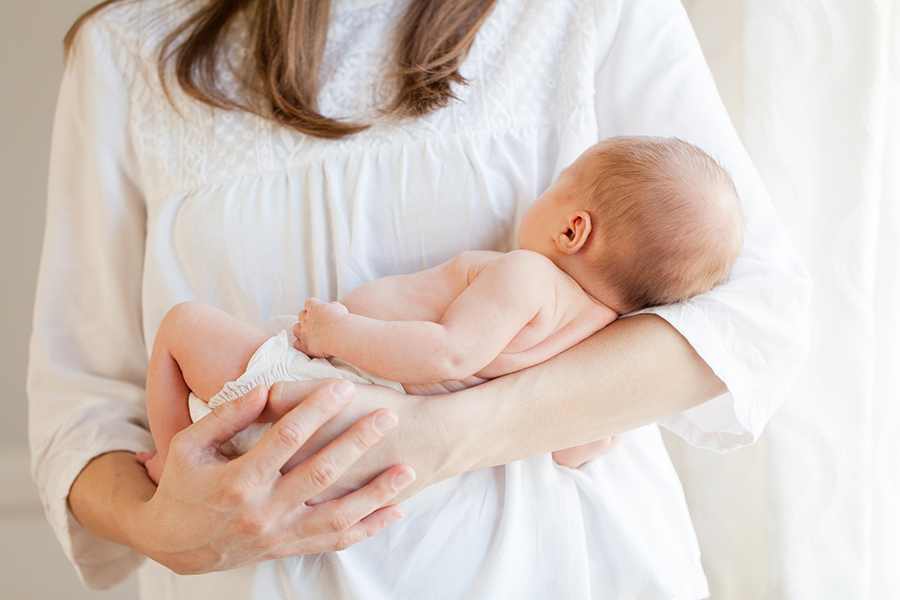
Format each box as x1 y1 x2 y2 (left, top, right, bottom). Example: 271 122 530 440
552 436 622 469
144 302 269 483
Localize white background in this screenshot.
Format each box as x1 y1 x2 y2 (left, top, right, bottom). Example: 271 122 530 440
1 0 139 597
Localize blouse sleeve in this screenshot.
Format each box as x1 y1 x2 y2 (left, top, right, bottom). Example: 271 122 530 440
592 0 812 451
27 17 152 589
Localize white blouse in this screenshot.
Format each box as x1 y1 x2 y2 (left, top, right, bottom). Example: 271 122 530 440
28 0 811 597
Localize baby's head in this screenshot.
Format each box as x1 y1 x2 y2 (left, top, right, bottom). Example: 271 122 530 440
519 136 743 313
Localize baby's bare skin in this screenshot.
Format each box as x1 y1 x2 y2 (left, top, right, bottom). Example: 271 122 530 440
290 158 632 470
145 137 741 479
295 250 617 394
294 248 626 469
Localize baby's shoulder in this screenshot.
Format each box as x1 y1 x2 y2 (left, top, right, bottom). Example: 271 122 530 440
489 249 560 274
443 250 508 283
452 250 507 267
469 250 571 293
449 250 566 294
497 251 578 294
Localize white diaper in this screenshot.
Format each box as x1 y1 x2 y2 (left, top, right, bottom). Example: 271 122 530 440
188 329 404 456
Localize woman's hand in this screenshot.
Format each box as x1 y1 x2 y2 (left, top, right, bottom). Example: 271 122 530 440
71 380 415 575
262 380 456 505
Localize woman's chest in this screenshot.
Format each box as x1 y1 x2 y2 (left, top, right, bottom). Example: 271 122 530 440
143 135 555 323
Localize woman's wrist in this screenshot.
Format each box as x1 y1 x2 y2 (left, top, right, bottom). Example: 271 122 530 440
395 386 503 493
394 394 475 493
113 459 179 567
69 451 157 555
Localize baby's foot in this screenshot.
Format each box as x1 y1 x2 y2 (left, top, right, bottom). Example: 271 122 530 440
136 449 163 485
552 436 622 469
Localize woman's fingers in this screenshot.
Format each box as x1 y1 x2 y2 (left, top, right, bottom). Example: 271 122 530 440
241 380 356 485
173 385 268 455
292 465 414 542
130 379 416 571
259 379 340 423
277 407 401 508
269 504 403 560
323 505 404 553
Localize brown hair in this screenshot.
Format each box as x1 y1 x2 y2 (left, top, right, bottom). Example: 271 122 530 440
577 136 743 310
64 0 499 139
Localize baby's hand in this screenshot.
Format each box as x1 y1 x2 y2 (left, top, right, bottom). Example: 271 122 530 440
294 297 349 358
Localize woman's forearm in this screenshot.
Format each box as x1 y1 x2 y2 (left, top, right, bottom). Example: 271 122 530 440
69 452 157 551
428 314 726 475
247 314 725 503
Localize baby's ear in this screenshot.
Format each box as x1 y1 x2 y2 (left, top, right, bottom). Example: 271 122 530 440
555 210 592 255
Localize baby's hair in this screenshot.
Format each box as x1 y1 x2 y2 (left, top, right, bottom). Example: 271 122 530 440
577 136 743 311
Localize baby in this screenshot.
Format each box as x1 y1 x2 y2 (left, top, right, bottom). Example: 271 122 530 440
140 136 743 483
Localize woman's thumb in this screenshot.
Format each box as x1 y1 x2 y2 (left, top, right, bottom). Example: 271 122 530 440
180 386 268 450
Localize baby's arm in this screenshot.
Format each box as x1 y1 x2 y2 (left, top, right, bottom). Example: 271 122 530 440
295 251 557 384
143 302 269 483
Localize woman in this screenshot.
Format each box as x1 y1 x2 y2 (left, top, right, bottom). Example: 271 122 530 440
29 0 810 597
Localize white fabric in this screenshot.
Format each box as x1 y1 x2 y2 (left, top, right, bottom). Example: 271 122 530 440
188 329 404 456
27 0 810 597
667 1 900 598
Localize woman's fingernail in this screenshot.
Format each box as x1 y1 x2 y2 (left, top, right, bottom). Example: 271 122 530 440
392 471 415 491
373 412 398 435
385 512 403 525
240 385 264 406
332 380 354 403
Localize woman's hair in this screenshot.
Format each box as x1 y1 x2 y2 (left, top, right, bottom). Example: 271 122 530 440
64 0 499 139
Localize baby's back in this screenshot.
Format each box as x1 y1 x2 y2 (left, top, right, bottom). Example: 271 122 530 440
340 250 617 394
